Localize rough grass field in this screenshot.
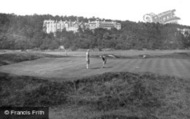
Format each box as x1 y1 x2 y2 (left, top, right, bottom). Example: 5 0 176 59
0 50 190 80
1 72 190 119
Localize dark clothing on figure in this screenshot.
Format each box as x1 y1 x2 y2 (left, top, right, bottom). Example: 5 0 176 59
101 55 107 64
100 55 107 68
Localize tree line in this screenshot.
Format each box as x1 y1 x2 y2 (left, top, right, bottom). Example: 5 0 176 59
0 13 190 50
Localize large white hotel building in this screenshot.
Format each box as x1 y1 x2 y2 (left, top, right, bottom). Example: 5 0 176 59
43 20 121 34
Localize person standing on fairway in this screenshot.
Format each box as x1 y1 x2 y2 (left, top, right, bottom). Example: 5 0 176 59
100 55 107 68
86 49 90 69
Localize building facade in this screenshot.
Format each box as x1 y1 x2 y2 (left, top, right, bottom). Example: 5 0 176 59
43 19 121 34
43 20 81 33
87 20 121 30
143 9 180 24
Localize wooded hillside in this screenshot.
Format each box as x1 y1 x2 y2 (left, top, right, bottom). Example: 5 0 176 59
0 13 190 50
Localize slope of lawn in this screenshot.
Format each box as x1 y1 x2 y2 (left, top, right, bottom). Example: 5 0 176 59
0 52 190 80
0 51 67 66
0 72 190 119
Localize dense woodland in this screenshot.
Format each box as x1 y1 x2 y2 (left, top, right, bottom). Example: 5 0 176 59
0 13 190 50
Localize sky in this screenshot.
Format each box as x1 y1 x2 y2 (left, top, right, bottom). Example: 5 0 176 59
1 0 190 26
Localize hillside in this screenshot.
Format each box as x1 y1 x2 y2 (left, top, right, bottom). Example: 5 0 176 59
0 13 190 50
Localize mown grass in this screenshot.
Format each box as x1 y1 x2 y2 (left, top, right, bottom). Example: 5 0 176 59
91 52 190 59
0 51 189 67
0 71 190 119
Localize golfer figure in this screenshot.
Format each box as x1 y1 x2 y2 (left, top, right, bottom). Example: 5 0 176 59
100 55 107 68
86 49 90 69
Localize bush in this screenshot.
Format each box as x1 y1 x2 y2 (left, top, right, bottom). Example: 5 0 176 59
71 72 190 119
0 72 73 107
1 71 190 119
23 82 72 106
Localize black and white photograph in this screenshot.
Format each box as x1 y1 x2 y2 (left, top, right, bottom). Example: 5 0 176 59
0 0 190 119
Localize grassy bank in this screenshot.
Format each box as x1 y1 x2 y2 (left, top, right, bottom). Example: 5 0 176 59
0 52 68 66
0 72 190 119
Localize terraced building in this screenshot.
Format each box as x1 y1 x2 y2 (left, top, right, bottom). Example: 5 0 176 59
43 20 121 34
